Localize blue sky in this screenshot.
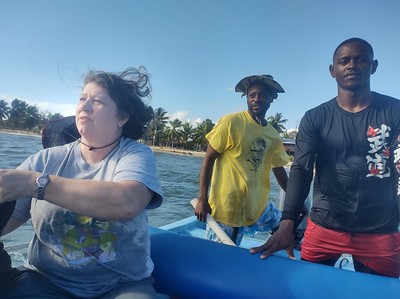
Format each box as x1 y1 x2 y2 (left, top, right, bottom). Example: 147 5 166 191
1 0 399 130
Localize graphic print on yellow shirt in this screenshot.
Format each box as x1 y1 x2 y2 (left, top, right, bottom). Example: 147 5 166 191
246 137 267 171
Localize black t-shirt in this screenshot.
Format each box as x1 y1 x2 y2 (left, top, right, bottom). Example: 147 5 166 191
283 92 400 233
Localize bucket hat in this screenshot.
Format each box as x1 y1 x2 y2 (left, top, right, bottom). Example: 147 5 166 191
41 116 80 149
235 74 285 99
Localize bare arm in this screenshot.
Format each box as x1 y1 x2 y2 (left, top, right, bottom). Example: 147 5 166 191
46 176 152 220
195 145 220 222
0 169 153 221
272 166 288 192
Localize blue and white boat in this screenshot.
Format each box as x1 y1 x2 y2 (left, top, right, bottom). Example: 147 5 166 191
152 212 400 299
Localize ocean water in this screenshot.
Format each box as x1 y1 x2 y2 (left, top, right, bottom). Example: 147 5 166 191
0 131 281 266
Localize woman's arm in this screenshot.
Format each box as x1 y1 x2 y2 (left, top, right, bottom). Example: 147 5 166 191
0 169 153 221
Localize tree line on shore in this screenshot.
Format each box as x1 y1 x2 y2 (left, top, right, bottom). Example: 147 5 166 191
0 98 295 152
0 98 62 134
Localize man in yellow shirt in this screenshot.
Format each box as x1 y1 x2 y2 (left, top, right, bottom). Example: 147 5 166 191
195 74 290 245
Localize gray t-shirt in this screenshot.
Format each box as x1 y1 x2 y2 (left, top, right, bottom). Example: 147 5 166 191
12 138 163 297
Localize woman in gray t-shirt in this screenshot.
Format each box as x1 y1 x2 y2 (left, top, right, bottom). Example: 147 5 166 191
1 67 163 298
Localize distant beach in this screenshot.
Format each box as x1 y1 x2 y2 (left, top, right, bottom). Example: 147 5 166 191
151 146 205 157
0 128 40 137
0 130 294 166
0 129 206 157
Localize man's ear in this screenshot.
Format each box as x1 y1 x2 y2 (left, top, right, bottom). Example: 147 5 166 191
371 59 378 75
329 64 335 78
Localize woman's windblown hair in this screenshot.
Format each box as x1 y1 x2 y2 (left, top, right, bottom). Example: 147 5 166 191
84 66 154 140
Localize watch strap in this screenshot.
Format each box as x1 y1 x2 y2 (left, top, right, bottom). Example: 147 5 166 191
36 173 49 201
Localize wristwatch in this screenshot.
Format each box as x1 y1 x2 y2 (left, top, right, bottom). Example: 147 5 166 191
36 173 49 200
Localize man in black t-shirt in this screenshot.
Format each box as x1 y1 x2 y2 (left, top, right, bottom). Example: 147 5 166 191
250 38 400 278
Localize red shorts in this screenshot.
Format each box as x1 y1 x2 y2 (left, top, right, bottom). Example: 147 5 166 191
301 218 400 277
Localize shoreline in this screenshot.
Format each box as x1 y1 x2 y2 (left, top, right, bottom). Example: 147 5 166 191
0 129 206 157
150 146 205 157
0 129 291 164
0 128 41 137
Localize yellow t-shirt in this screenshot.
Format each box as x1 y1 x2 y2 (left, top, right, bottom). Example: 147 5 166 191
207 111 289 227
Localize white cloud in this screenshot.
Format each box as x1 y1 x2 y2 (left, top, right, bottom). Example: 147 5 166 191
167 111 203 127
190 117 203 125
34 101 76 117
168 111 189 122
1 95 76 117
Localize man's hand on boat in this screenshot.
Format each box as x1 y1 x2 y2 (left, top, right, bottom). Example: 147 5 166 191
249 219 296 259
195 198 212 222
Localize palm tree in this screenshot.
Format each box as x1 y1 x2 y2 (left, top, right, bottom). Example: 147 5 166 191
180 122 194 149
0 99 10 124
267 112 287 134
8 98 29 130
193 119 214 151
24 105 41 131
284 129 298 139
166 118 183 149
45 112 64 121
149 107 169 146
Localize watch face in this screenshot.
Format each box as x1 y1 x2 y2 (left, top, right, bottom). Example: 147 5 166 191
38 177 48 185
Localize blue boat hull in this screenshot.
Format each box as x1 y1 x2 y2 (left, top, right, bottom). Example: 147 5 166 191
150 227 400 299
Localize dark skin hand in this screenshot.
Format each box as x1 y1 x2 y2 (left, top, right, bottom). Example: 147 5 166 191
250 219 296 259
260 167 298 259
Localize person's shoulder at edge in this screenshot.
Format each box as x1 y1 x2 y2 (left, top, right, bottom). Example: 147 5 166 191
16 141 77 171
40 139 78 153
209 111 248 133
217 110 247 122
118 137 163 209
310 97 337 112
307 92 400 112
299 97 337 123
119 138 154 153
372 91 400 104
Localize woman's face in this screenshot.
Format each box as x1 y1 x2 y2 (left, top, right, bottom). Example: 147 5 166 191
75 81 126 146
